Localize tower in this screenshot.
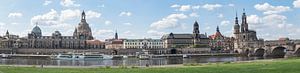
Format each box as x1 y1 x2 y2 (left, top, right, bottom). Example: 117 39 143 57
193 21 200 45
115 30 118 39
81 10 86 22
5 30 9 36
234 12 240 35
73 10 94 40
241 9 248 32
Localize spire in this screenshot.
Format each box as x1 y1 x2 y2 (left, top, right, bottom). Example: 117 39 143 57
216 26 220 32
81 10 86 21
115 30 118 39
242 8 248 32
6 30 9 35
193 21 200 34
235 11 239 25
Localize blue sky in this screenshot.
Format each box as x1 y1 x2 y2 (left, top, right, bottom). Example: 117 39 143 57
0 0 299 40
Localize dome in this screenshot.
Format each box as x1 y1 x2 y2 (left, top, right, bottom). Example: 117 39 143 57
31 25 42 36
234 24 240 29
53 31 61 36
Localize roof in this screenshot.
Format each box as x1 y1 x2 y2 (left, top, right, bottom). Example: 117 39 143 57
112 40 123 44
86 40 103 45
161 33 207 39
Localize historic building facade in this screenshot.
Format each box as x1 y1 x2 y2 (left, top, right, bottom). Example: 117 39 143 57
161 21 209 48
209 26 234 52
0 11 104 49
233 10 264 51
105 31 125 49
123 38 163 49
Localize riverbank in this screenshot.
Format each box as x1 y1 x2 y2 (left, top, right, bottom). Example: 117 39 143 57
0 57 299 73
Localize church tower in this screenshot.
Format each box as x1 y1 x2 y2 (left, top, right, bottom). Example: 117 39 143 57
193 21 200 45
115 30 118 39
241 9 248 32
233 12 240 36
73 10 94 40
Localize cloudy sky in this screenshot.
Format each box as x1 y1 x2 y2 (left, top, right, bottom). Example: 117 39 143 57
0 0 300 40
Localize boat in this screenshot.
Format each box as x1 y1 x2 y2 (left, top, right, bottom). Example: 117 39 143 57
55 53 113 60
1 53 11 58
138 54 151 60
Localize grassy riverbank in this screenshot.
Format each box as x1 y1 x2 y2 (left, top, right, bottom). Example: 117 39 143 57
0 58 300 73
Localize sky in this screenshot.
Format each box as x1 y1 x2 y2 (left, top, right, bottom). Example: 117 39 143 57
0 0 300 41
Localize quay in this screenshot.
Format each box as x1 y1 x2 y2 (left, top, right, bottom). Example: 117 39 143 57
1 53 239 59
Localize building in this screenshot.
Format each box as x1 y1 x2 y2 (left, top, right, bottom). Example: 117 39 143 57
233 9 264 51
209 26 234 52
0 11 105 49
161 21 209 48
123 38 163 49
105 31 125 49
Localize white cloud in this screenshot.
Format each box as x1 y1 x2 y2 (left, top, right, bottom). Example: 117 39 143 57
8 12 23 18
170 4 180 8
93 29 114 40
202 4 222 11
60 9 80 21
262 14 287 28
246 14 289 30
60 0 80 7
94 29 113 35
228 4 235 7
105 20 112 25
179 5 191 11
31 9 101 26
171 4 193 11
189 12 199 17
123 30 136 37
247 15 261 25
150 13 188 30
220 20 230 26
147 30 167 36
123 23 132 26
205 26 211 30
31 9 59 26
119 11 132 16
254 3 290 14
85 10 101 19
43 0 52 6
218 14 224 18
192 5 201 10
293 0 300 8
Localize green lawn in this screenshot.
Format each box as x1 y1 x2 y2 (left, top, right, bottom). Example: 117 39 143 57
0 58 300 73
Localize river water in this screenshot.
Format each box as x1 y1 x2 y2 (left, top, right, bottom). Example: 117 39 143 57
0 56 277 66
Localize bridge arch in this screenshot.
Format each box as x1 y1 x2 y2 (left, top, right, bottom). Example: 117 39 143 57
271 46 287 58
294 48 300 56
254 48 265 57
170 48 177 54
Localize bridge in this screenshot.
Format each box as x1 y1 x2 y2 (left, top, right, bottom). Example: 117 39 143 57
235 43 300 57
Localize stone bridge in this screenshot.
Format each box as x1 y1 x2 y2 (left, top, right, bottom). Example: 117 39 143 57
235 44 300 57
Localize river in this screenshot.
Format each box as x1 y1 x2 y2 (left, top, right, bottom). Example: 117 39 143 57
0 56 278 66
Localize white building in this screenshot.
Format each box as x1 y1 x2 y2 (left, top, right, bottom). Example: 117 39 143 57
123 39 163 49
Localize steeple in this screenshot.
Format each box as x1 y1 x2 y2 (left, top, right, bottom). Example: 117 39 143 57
73 27 77 36
6 30 9 35
235 11 239 25
234 11 240 34
216 26 220 32
241 8 248 32
193 21 200 34
115 30 118 39
81 10 86 22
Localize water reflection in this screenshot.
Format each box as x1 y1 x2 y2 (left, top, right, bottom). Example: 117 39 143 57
0 56 276 66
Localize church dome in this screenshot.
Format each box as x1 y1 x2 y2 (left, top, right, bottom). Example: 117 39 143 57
31 25 42 36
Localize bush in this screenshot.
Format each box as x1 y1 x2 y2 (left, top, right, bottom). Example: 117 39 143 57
105 66 111 69
223 61 231 64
